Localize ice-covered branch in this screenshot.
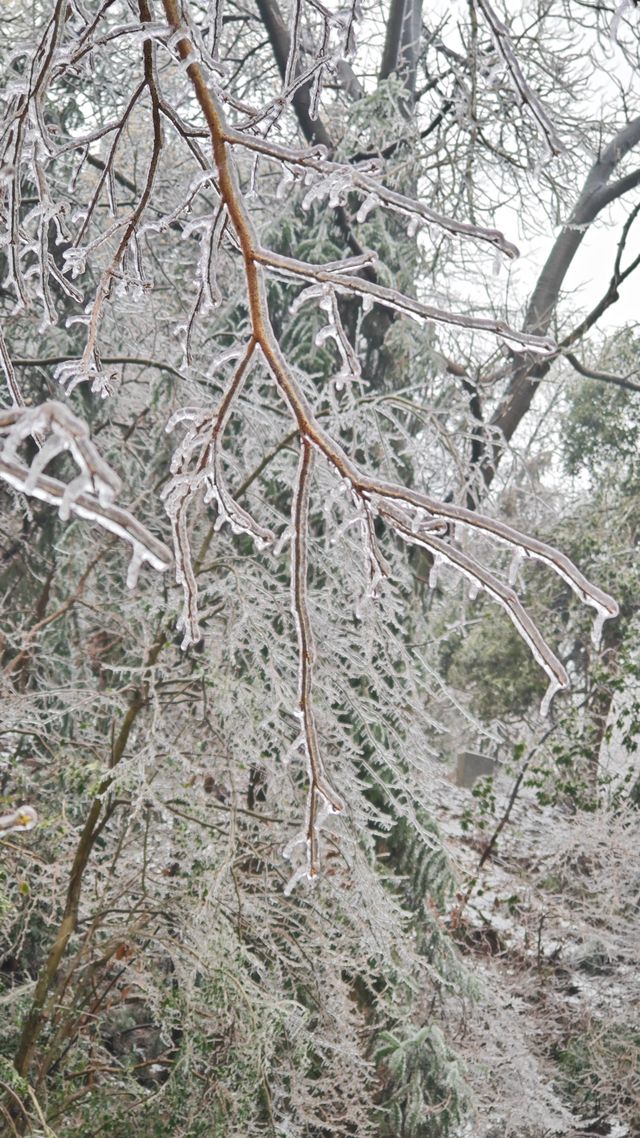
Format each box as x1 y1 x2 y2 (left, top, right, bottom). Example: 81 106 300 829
223 125 520 258
0 402 122 514
291 437 345 877
475 0 565 157
377 500 570 716
162 0 618 867
0 402 172 586
257 248 555 353
163 341 274 646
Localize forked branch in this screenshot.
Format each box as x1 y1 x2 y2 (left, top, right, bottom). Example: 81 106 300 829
162 0 618 876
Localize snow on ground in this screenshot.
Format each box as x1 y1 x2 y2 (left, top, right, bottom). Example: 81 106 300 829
429 756 640 1137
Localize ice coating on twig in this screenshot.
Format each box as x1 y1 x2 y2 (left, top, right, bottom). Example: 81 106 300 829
0 403 171 583
163 344 274 647
540 678 563 719
0 402 121 505
378 500 571 698
360 483 619 635
257 249 556 354
591 607 607 650
476 0 565 158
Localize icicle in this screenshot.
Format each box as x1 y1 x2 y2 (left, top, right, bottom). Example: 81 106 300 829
540 678 563 719
468 579 480 602
591 608 607 650
273 526 293 556
283 863 311 896
59 476 85 521
282 733 305 768
429 556 441 589
291 283 324 315
508 549 524 586
246 151 259 201
301 181 324 211
318 787 344 814
283 829 306 862
356 194 379 224
315 324 336 347
126 544 145 589
276 166 295 200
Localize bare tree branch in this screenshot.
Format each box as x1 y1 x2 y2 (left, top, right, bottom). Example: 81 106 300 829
160 0 618 868
475 0 565 155
563 350 640 394
489 114 640 465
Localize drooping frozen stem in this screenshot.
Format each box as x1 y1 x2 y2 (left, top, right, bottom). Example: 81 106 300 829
163 340 274 647
291 437 345 877
0 402 172 584
475 0 566 157
160 0 618 872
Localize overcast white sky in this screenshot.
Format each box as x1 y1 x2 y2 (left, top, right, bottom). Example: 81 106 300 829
436 0 640 337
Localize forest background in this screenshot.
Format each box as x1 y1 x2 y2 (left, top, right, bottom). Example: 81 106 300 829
1 0 640 1135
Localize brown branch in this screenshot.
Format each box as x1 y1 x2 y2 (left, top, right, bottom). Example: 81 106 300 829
559 199 640 352
291 437 344 876
161 0 618 868
489 116 640 464
563 350 640 394
13 635 164 1081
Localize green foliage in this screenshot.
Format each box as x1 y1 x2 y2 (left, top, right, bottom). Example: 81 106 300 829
553 1024 640 1130
460 775 496 834
442 612 546 722
374 1023 468 1138
563 369 640 488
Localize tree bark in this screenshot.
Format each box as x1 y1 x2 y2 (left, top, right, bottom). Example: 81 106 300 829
490 116 640 462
